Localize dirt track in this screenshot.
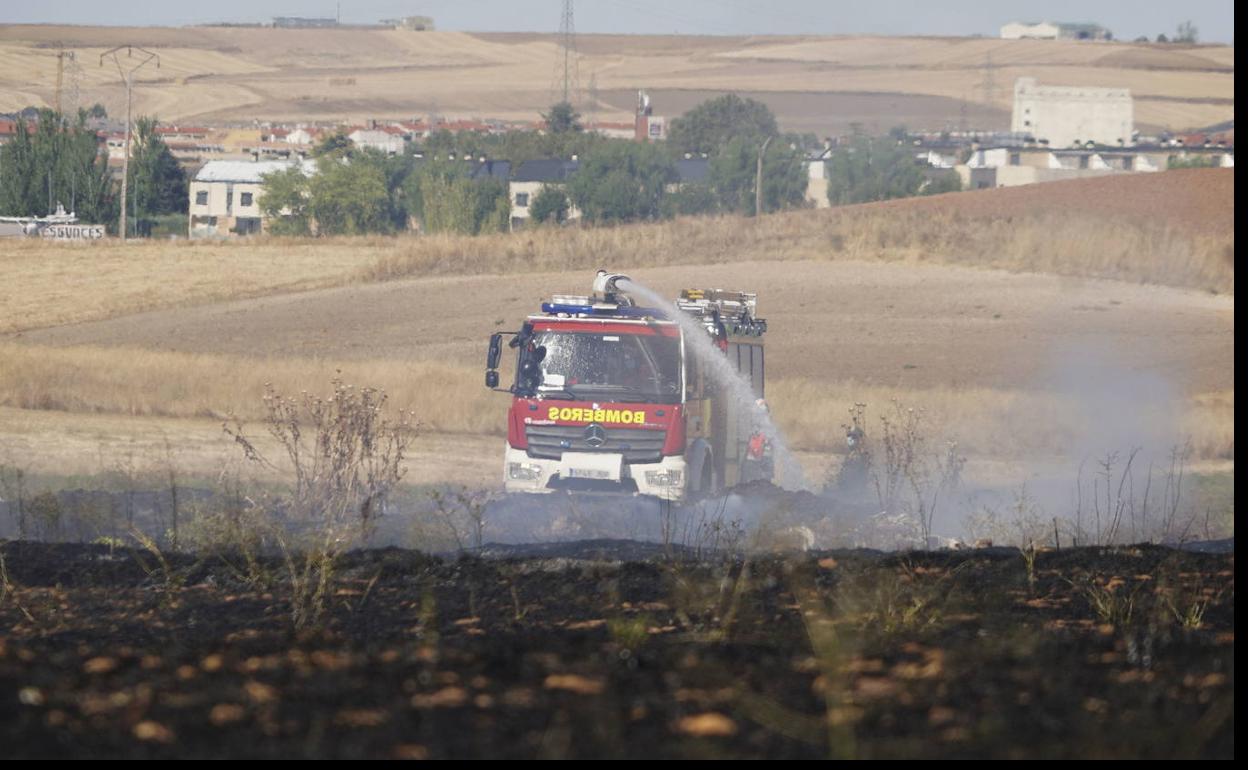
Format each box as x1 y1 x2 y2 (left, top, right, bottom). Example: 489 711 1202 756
13 260 1233 394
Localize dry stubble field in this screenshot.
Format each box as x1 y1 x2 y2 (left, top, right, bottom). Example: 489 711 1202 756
0 26 1234 132
0 170 1235 498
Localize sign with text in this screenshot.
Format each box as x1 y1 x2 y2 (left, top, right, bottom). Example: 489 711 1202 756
40 224 106 240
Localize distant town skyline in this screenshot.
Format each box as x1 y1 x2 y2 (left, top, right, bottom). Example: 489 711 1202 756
0 1 1235 44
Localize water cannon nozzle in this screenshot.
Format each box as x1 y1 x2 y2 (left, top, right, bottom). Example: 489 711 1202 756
592 270 634 305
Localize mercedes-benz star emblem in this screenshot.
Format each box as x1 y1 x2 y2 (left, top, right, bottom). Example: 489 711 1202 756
584 423 607 448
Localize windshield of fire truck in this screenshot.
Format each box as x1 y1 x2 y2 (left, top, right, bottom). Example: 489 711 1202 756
524 329 682 404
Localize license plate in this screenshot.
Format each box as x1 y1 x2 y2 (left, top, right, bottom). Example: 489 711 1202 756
566 468 612 480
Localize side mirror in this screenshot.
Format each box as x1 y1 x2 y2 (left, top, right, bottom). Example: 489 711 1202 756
485 370 500 389
487 333 502 370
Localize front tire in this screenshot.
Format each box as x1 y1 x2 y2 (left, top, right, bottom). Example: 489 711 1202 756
687 459 716 502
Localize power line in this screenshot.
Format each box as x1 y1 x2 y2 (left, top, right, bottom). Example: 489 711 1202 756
550 0 580 107
980 52 996 109
100 45 159 240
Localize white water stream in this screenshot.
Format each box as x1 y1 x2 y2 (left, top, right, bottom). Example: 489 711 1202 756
616 278 809 491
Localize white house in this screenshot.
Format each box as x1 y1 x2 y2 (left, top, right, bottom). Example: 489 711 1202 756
1001 21 1111 40
285 128 317 146
508 159 580 229
1000 21 1061 39
348 129 405 155
188 159 315 238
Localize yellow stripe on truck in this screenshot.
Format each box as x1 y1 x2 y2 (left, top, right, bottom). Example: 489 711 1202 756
547 407 646 424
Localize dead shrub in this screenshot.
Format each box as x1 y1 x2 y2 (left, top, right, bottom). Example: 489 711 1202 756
225 379 415 629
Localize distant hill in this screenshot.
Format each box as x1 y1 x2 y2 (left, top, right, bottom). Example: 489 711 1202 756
0 25 1233 133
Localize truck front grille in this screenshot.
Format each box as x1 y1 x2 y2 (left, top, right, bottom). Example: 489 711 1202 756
525 425 667 464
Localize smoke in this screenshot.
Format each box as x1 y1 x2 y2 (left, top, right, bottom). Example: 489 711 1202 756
921 335 1196 547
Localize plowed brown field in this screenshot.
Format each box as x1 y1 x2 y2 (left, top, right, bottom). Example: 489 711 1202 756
865 168 1235 236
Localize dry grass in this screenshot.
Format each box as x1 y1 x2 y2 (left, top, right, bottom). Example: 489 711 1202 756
0 343 1232 462
363 204 1234 293
0 343 498 436
769 379 1234 462
1 176 1232 334
0 237 377 334
0 405 500 489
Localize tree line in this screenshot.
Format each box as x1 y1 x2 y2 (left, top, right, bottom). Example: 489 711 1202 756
0 107 187 235
260 95 960 237
0 96 962 238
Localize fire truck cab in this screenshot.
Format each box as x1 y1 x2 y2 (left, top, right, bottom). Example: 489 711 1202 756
485 271 768 501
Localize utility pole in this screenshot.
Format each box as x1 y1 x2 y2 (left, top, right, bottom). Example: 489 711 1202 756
54 46 76 115
980 52 996 109
755 135 773 216
100 45 159 240
552 0 580 107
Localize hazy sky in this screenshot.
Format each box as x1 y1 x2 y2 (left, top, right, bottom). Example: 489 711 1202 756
0 1 1235 44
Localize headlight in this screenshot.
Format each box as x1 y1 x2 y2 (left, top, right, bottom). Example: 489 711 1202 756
645 470 683 487
508 462 542 481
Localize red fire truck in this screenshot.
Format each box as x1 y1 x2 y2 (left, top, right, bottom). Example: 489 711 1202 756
485 271 769 501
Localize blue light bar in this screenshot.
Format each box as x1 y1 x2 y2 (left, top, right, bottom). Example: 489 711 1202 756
540 303 670 319
542 302 595 314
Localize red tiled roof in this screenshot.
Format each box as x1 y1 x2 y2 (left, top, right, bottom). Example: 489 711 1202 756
156 126 210 135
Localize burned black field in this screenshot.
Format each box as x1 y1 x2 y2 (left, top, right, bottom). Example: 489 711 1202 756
0 540 1234 759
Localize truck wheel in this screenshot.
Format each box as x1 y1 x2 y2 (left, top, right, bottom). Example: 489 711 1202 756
699 462 715 498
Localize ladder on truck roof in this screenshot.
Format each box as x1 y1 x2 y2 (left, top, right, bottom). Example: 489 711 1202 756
676 288 767 337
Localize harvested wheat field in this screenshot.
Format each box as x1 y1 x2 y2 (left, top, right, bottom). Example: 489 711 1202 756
0 25 1233 131
0 170 1235 488
9 260 1233 394
0 170 1234 336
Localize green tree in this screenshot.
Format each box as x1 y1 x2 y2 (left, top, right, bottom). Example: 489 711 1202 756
469 177 510 234
667 94 779 155
567 142 675 224
1174 20 1198 43
529 185 570 224
825 135 959 205
258 165 312 235
922 169 962 195
414 126 606 166
0 109 115 226
128 116 188 235
308 157 392 235
312 130 353 158
418 173 476 234
543 102 583 134
661 183 718 217
708 136 806 215
352 148 418 231
1167 154 1219 169
410 159 509 235
421 129 457 158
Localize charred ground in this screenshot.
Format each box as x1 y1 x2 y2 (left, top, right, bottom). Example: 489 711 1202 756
0 539 1233 759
